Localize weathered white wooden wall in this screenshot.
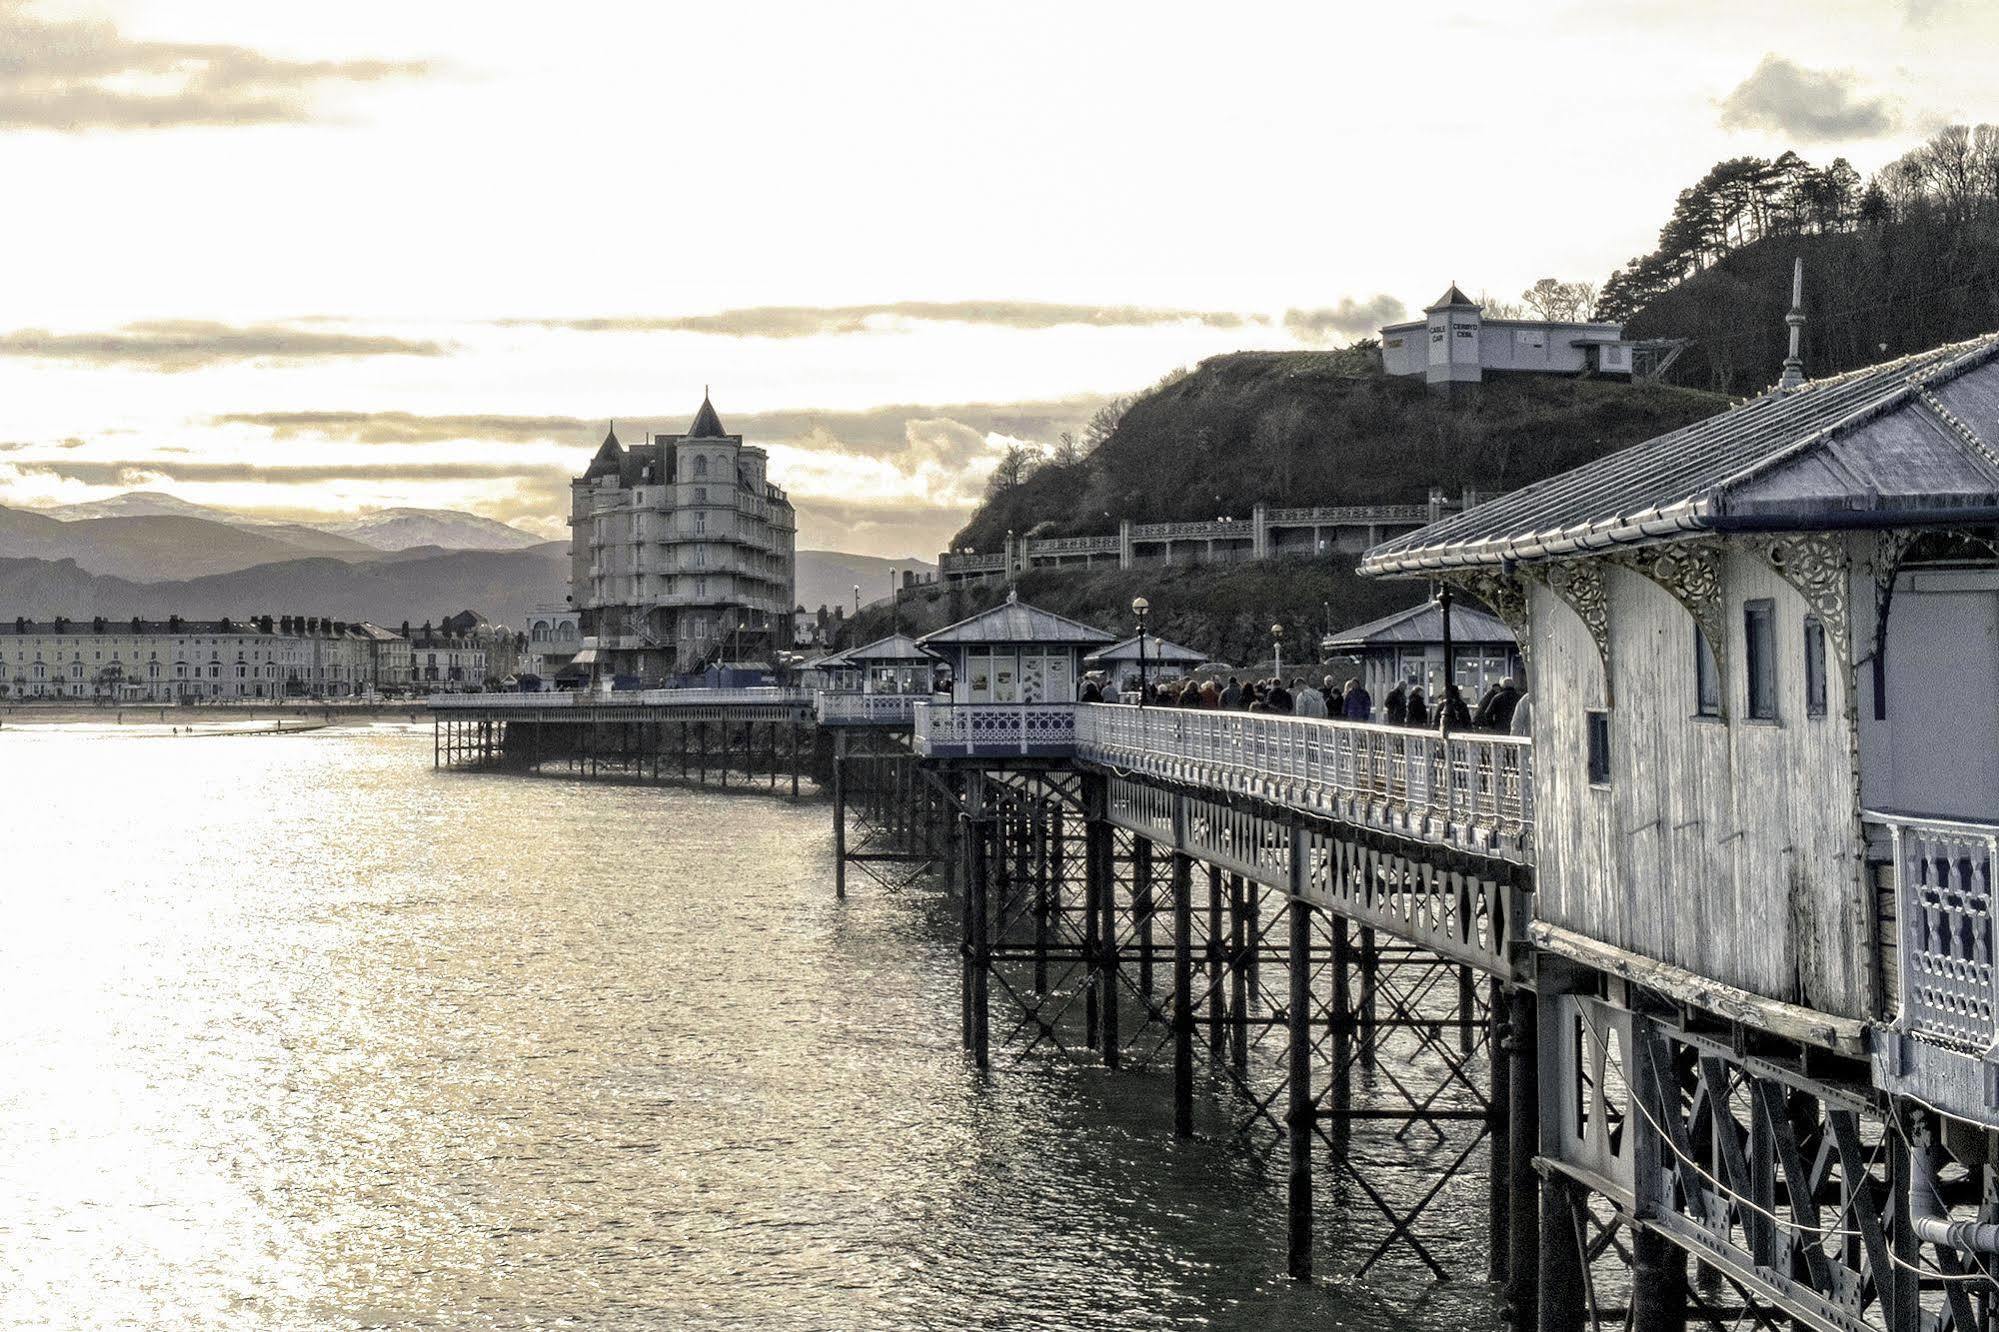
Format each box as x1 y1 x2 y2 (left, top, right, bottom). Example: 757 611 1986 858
1531 541 1871 1020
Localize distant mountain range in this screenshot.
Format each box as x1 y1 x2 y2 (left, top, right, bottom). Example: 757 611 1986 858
0 491 937 630
40 492 548 552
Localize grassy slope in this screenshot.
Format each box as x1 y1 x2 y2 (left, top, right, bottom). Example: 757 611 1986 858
956 351 1726 551
900 353 1728 663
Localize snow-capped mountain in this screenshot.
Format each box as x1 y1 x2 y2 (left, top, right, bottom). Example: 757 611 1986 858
315 508 550 552
46 491 291 526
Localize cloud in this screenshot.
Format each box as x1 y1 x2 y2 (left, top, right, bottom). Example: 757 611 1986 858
13 459 557 486
502 301 1252 339
0 0 429 132
0 321 447 371
212 410 593 444
213 396 1108 455
1281 295 1406 345
1717 55 1901 142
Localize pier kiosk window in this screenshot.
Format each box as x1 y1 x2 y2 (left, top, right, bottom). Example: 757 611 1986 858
1802 616 1827 718
1744 599 1778 721
1585 709 1612 786
1694 626 1722 718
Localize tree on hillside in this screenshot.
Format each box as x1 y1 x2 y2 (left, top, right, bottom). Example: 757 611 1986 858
984 443 1036 499
1521 278 1599 322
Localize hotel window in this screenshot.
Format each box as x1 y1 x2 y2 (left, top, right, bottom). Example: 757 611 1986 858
694 511 706 535
1744 599 1777 720
694 486 707 503
693 455 708 479
1586 710 1612 786
1694 626 1721 717
1803 616 1828 718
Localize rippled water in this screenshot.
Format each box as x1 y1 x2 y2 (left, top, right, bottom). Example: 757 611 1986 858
0 724 1497 1330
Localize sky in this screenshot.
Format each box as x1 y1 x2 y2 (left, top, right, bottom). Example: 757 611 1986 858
0 0 1992 558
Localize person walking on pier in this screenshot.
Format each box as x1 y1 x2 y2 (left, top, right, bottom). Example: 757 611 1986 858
1219 676 1242 709
1404 685 1427 727
1079 676 1103 704
1177 678 1203 709
1340 677 1372 721
1473 676 1521 731
1199 677 1219 708
1293 680 1328 717
1438 683 1472 730
1383 681 1407 725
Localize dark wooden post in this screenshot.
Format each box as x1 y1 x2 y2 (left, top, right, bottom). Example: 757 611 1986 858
969 805 990 1070
1032 801 1050 993
1172 851 1195 1138
1084 812 1103 1051
1286 892 1314 1280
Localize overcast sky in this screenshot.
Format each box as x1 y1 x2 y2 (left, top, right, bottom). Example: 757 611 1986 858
0 0 1990 557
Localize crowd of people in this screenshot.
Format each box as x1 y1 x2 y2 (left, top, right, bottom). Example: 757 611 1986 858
1078 670 1529 735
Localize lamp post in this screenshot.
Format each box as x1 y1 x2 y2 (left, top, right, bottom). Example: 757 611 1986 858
1272 623 1285 682
891 570 899 636
1133 596 1150 707
853 584 861 617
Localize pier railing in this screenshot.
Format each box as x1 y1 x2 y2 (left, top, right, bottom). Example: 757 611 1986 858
815 691 926 726
1075 704 1533 858
1868 810 1999 1122
913 701 1078 757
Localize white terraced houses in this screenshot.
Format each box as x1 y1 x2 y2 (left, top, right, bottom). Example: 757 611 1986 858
0 615 412 700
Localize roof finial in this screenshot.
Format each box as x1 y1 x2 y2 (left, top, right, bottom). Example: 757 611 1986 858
1779 256 1807 391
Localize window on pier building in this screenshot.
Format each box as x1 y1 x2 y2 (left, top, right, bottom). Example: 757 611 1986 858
1694 626 1722 718
1744 599 1777 721
1803 616 1828 718
1586 709 1612 786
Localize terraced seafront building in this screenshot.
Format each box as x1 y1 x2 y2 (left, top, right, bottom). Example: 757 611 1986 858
570 396 797 682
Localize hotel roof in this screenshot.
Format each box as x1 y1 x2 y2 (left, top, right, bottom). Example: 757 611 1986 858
1361 333 1999 575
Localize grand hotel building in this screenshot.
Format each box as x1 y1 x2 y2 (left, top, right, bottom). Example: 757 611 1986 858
570 396 797 682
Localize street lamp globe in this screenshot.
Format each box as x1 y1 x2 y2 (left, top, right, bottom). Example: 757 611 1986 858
1132 596 1149 617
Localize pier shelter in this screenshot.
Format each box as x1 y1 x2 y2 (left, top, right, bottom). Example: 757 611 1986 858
1322 598 1521 708
1083 633 1207 686
913 593 1113 757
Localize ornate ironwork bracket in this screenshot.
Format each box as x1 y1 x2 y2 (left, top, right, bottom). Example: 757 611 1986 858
1538 560 1612 706
1436 567 1534 679
1610 540 1728 719
1756 534 1852 664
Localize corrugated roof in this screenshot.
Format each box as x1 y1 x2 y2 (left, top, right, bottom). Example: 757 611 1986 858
1323 599 1517 652
841 633 934 663
1361 333 1999 575
1085 633 1208 665
917 597 1117 648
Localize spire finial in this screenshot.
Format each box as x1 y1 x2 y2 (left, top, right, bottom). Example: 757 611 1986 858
1779 256 1807 391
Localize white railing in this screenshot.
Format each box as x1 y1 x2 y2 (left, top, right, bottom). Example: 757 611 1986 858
1130 519 1253 541
1075 704 1533 855
815 691 926 726
913 702 1078 757
1869 810 1999 1054
1262 504 1432 524
939 552 1008 574
1025 535 1121 556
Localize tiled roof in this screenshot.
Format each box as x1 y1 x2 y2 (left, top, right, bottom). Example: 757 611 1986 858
1084 633 1208 665
841 633 934 663
917 597 1117 648
1323 599 1516 652
1360 333 1999 574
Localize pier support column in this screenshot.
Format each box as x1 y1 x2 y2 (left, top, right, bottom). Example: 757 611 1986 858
1286 893 1314 1280
1134 838 1156 1007
1032 801 1050 994
1328 914 1352 1158
1631 1227 1686 1332
832 731 848 900
1536 1170 1586 1332
1096 818 1120 1069
1206 866 1225 1063
1229 874 1250 1078
969 808 990 1070
1487 977 1511 1287
1507 985 1540 1330
1172 851 1195 1138
1359 925 1378 1069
